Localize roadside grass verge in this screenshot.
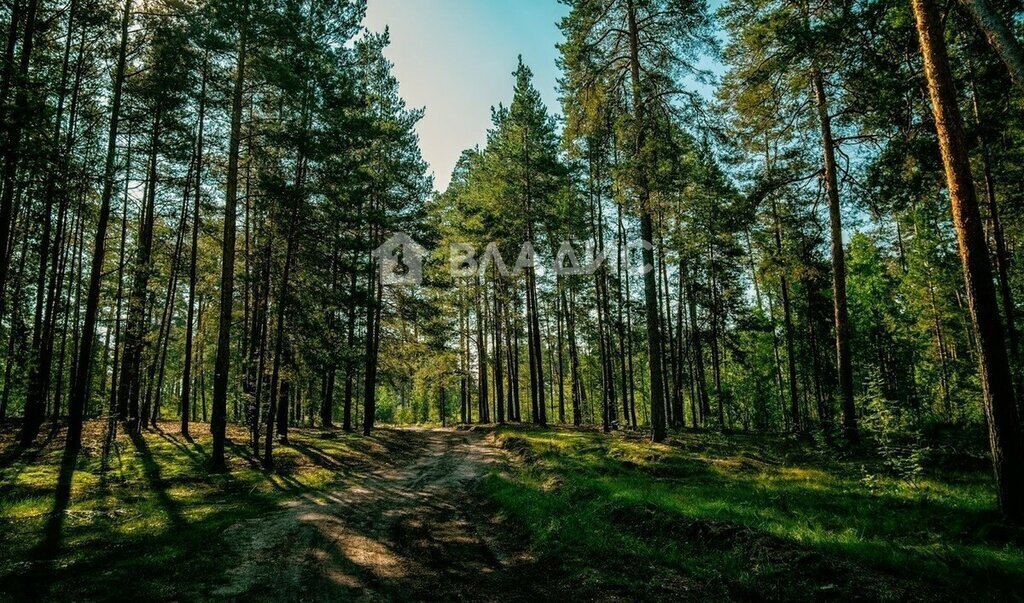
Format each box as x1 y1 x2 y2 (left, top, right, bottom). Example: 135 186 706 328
0 421 407 601
482 426 1024 600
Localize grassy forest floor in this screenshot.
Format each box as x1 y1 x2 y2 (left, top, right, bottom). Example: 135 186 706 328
0 421 1021 601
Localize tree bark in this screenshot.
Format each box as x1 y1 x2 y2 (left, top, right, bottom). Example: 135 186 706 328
959 0 1024 91
181 57 206 437
65 0 132 452
342 253 357 432
211 17 248 469
265 128 307 466
118 109 162 428
494 282 506 424
0 0 39 314
626 0 666 442
912 0 1024 523
811 66 859 443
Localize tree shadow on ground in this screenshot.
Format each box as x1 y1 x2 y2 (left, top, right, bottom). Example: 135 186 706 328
288 440 347 471
10 445 83 600
127 428 187 530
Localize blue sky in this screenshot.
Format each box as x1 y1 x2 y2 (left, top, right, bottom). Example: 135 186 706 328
364 0 570 191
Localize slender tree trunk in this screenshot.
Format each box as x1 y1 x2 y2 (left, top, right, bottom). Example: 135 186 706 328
912 0 1024 522
555 282 564 424
181 56 207 437
362 217 383 435
660 235 683 428
110 136 132 423
119 110 162 428
708 245 726 429
674 254 687 429
65 0 132 452
54 198 83 421
2 219 31 422
506 299 517 422
476 279 489 422
211 17 248 469
0 0 39 312
811 66 859 443
494 282 506 424
342 255 356 432
265 132 307 465
967 72 1021 393
149 166 192 425
626 0 666 442
684 268 710 425
615 204 634 427
564 287 583 426
251 241 272 456
460 296 468 424
772 198 801 432
512 298 522 421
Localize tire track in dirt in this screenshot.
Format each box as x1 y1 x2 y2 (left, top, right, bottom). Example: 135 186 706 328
217 428 541 602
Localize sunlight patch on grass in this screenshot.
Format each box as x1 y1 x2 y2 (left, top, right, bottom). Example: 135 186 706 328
0 421 395 600
484 427 1024 599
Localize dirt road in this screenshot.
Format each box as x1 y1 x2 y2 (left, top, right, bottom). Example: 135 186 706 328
217 428 543 601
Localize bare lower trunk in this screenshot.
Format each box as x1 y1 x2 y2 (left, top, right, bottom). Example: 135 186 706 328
211 16 248 470
811 66 859 443
65 0 132 452
181 57 207 437
913 0 1024 523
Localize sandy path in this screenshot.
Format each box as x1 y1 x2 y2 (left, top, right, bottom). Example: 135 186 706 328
217 428 541 602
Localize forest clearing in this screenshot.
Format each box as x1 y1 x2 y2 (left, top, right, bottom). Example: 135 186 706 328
5 0 1024 598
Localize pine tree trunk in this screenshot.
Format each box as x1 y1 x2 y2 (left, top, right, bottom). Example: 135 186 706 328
494 282 506 424
362 221 383 435
0 0 39 313
959 0 1024 90
181 56 206 438
110 136 132 423
616 204 634 428
811 66 859 443
148 165 192 425
211 18 247 469
119 110 162 429
53 199 82 421
506 300 518 421
626 0 666 442
684 270 710 425
968 73 1021 391
65 0 132 452
555 283 564 424
251 245 272 457
912 0 1024 523
511 298 522 421
265 138 307 466
659 235 682 428
342 256 356 432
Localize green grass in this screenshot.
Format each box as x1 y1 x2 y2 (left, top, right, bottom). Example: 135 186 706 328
0 421 407 601
481 426 1024 600
3 421 1022 600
